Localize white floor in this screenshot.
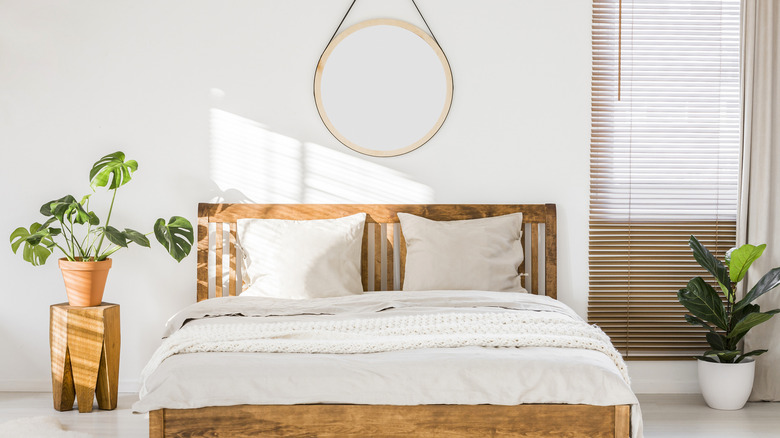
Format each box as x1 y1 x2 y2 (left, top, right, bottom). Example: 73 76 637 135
0 392 146 437
0 392 778 437
639 394 780 437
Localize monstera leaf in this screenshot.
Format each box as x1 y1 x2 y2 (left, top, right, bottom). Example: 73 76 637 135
11 151 196 267
40 195 72 217
89 151 138 190
124 228 150 247
10 222 61 266
41 195 98 225
102 226 128 248
101 226 151 250
153 216 194 262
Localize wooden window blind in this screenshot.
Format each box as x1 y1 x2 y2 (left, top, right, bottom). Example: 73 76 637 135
589 0 740 359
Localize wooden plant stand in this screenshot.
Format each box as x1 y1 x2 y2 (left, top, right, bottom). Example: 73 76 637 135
50 303 120 413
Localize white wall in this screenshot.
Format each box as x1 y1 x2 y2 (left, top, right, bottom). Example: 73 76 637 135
0 0 695 394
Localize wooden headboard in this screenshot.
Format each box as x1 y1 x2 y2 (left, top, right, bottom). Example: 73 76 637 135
197 204 557 301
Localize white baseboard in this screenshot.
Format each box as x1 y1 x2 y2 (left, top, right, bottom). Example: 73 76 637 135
0 379 139 394
0 380 50 392
631 377 700 394
629 361 700 394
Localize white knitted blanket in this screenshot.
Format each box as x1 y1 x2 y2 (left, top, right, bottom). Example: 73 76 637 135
140 310 629 395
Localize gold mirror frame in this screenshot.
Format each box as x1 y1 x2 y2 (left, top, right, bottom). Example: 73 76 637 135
314 19 454 157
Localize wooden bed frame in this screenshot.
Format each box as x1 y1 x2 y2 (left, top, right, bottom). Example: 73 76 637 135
149 203 631 438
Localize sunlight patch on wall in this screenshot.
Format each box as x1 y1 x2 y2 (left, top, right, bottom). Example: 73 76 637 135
210 109 303 203
302 143 433 203
209 108 434 203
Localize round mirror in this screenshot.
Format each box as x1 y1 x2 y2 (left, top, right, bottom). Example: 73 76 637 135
314 19 453 157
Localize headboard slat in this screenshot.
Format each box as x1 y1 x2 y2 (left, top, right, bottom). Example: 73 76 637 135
386 224 395 291
544 204 558 296
215 223 223 298
399 226 407 288
531 223 539 294
361 226 369 291
519 223 527 290
197 204 557 300
229 223 237 297
196 208 209 302
373 224 382 292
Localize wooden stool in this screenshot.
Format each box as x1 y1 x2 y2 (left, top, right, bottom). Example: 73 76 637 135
50 303 120 413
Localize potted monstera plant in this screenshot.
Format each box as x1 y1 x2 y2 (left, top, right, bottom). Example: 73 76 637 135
10 151 194 306
678 236 780 410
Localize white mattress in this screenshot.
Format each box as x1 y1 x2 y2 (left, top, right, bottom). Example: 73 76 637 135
133 290 643 436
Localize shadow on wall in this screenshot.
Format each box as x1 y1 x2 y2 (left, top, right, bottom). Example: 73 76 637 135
208 109 434 204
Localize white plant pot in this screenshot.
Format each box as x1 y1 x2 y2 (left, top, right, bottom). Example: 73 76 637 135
698 358 755 410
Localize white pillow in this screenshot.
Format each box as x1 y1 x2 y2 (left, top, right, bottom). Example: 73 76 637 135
237 213 366 299
398 212 526 292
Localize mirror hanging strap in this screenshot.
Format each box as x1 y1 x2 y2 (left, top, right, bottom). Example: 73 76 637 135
321 0 443 51
409 0 441 45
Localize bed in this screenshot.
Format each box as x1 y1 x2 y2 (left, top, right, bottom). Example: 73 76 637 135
137 203 640 437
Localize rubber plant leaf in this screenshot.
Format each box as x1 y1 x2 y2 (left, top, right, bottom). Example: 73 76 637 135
736 350 767 363
689 236 732 297
703 350 741 363
124 228 150 247
728 243 766 283
730 303 760 330
734 267 780 312
678 277 728 331
153 216 194 262
705 332 727 351
684 313 715 332
89 151 138 190
725 247 735 265
727 309 780 340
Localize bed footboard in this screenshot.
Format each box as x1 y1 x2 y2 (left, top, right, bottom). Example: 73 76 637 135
149 404 630 438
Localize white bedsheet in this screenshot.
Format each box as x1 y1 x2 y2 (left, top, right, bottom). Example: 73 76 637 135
134 290 643 437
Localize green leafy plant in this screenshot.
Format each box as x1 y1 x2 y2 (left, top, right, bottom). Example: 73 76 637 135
678 236 780 363
10 151 194 265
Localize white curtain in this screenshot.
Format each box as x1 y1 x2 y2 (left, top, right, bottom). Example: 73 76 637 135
739 0 780 402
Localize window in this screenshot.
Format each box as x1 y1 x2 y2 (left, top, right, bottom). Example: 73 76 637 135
589 0 740 358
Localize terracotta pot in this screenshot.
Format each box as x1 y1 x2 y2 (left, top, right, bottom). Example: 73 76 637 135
58 258 112 307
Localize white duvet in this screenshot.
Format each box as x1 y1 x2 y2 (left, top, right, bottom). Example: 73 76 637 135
134 290 642 437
